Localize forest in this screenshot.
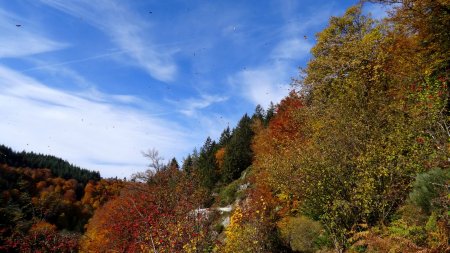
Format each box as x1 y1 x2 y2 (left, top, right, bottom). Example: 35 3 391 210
1 0 449 252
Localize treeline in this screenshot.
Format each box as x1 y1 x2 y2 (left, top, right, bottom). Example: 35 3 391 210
0 145 100 184
182 104 274 193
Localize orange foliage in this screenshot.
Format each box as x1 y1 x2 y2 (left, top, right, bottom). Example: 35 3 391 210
36 180 47 191
81 179 124 208
63 189 76 202
215 147 226 171
268 91 304 142
252 92 306 196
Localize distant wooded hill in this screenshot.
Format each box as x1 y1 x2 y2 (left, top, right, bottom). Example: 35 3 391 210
0 144 100 184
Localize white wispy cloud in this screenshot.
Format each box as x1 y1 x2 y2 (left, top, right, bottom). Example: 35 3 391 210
20 58 154 109
40 0 177 82
0 65 193 178
271 38 312 60
230 65 292 109
229 2 343 108
231 36 311 108
0 8 66 58
174 94 228 117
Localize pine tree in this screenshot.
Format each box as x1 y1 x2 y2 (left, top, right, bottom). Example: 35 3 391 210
196 137 218 189
265 102 275 126
218 126 232 146
252 104 265 123
221 114 254 183
182 155 193 174
168 158 179 170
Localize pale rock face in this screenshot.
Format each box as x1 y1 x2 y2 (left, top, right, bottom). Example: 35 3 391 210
221 216 230 227
217 205 232 213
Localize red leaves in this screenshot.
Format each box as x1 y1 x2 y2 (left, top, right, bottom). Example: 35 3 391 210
4 222 80 252
81 169 210 252
267 91 304 142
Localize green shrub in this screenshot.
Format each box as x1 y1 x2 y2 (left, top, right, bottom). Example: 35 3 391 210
218 180 240 206
388 219 427 246
278 216 329 252
409 168 449 215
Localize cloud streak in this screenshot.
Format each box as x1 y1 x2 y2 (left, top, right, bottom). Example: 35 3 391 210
40 0 177 82
176 94 228 117
229 2 344 109
232 35 312 108
0 8 67 58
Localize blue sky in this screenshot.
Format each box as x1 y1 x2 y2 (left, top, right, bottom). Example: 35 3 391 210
0 0 386 178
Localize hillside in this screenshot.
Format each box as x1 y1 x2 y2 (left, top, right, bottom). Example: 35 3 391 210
79 1 449 252
1 0 449 252
0 146 124 252
0 145 100 184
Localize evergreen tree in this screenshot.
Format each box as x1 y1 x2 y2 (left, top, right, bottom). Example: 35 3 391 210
265 102 275 126
218 126 232 146
181 154 193 174
196 137 218 189
221 114 254 183
168 158 179 170
0 145 100 184
252 104 265 123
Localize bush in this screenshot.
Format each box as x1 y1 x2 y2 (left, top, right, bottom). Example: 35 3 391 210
388 219 427 246
409 168 449 215
218 180 240 206
277 215 328 252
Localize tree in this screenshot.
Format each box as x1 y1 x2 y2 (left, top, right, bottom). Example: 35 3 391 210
142 148 165 172
252 92 305 197
168 157 179 170
252 104 266 123
222 114 254 183
409 168 450 215
196 137 219 190
367 0 450 75
5 221 79 252
264 102 275 126
251 3 449 251
223 182 280 253
296 3 447 250
182 154 194 174
218 126 232 146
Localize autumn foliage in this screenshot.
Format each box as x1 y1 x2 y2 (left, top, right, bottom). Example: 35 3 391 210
0 155 123 252
81 166 211 252
1 1 449 252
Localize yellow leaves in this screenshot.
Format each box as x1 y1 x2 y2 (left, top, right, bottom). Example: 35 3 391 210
228 206 243 227
182 237 200 253
223 220 263 253
29 221 57 234
276 192 289 201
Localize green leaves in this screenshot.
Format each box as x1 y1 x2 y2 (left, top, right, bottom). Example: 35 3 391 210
409 168 450 215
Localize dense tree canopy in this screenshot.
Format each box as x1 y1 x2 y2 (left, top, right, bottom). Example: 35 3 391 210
2 1 448 252
0 145 100 184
